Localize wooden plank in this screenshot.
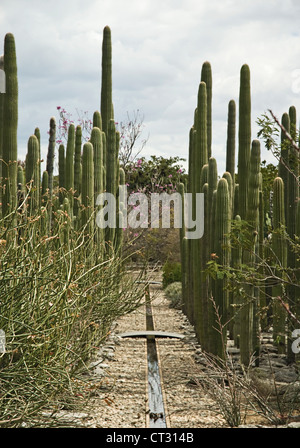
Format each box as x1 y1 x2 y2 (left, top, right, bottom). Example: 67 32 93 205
117 330 184 339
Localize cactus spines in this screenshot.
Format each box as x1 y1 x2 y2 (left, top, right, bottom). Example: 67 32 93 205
238 64 251 221
2 33 18 217
101 26 113 139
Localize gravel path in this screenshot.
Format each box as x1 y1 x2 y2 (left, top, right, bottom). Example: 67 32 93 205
85 275 227 428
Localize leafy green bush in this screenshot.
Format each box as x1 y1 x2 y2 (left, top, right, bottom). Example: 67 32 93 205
164 282 182 309
0 208 145 427
162 260 181 289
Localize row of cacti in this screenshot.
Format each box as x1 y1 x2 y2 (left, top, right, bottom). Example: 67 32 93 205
0 27 123 257
180 61 299 365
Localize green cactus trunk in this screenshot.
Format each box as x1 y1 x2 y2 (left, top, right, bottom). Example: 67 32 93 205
239 139 261 366
272 176 287 354
41 170 49 209
58 144 66 205
193 80 207 344
211 177 231 359
73 125 82 221
46 117 56 198
287 106 299 362
238 64 251 222
25 135 40 216
81 142 94 242
93 110 102 130
201 61 212 159
91 126 105 254
101 26 113 140
65 123 75 216
226 99 236 184
2 33 18 218
105 119 117 250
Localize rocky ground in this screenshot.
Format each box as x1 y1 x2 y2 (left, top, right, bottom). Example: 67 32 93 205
48 271 300 429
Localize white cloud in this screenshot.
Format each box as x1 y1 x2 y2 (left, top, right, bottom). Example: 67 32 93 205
1 0 300 175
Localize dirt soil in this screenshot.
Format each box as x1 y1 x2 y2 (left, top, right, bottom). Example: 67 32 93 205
60 270 300 429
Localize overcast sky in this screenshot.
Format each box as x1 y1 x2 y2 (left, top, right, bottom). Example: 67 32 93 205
1 0 300 175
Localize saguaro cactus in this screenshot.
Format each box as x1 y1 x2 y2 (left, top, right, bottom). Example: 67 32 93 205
2 33 18 217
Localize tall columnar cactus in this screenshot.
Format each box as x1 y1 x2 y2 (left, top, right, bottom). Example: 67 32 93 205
272 177 287 354
222 171 233 216
101 26 113 140
105 118 117 248
232 214 242 346
192 80 208 343
41 170 49 207
278 112 290 223
93 110 102 130
65 123 75 215
208 157 218 251
46 117 56 198
226 99 236 186
201 61 212 159
237 64 251 221
34 126 41 207
200 163 208 190
73 125 82 220
211 177 231 359
25 135 40 215
286 106 299 362
194 81 208 176
90 126 104 203
2 33 18 218
240 139 261 365
81 142 94 240
58 144 65 205
201 181 210 351
90 126 104 252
